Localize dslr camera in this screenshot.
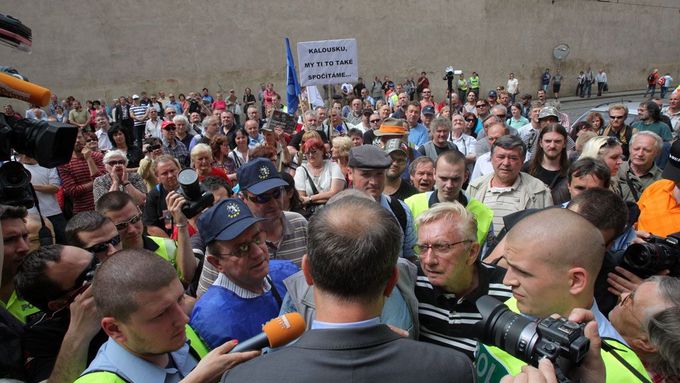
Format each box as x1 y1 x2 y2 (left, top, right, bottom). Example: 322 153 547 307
621 233 680 278
474 296 589 381
177 168 214 219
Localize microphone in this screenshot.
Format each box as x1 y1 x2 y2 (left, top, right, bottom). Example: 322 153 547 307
231 312 305 353
0 71 51 107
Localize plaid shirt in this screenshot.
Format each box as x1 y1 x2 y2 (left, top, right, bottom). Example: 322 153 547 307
161 137 189 167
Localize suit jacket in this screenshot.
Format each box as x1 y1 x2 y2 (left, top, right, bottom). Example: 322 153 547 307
222 324 475 383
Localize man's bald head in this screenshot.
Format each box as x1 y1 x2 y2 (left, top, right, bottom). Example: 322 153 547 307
507 208 605 276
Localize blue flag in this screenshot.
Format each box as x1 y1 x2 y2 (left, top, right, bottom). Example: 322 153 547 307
285 37 301 115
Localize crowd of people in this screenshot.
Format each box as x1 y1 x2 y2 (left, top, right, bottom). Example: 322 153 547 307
1 73 680 383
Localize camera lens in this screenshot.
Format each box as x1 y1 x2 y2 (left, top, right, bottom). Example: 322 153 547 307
475 296 539 362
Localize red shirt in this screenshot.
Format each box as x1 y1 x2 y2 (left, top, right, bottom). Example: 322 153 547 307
57 152 106 213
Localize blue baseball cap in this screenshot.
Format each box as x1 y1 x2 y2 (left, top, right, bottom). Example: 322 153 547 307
198 198 265 243
236 158 288 195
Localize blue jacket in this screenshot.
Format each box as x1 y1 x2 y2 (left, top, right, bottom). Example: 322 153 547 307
190 260 298 349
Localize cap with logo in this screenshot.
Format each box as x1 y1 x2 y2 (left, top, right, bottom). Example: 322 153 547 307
349 144 392 169
487 91 497 98
198 198 265 243
384 138 407 156
237 158 287 195
422 105 435 116
662 140 680 182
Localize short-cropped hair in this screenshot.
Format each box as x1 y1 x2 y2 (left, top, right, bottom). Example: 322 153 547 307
0 205 27 220
416 201 477 244
65 211 110 247
15 244 65 311
492 134 526 158
567 188 627 238
307 197 401 303
152 154 181 176
92 249 178 322
95 191 134 216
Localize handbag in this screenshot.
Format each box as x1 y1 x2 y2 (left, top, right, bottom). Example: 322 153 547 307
299 165 323 219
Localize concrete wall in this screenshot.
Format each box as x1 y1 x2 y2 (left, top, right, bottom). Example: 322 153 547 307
2 0 679 106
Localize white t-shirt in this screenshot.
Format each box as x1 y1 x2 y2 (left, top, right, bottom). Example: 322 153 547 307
470 152 493 183
507 78 519 94
294 160 345 196
23 163 62 216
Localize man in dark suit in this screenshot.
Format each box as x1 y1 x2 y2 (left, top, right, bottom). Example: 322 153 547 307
222 197 475 383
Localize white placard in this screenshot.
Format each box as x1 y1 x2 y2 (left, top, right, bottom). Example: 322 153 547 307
297 38 358 86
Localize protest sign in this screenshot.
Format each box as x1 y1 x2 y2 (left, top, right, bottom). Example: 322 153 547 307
297 39 358 86
268 109 297 134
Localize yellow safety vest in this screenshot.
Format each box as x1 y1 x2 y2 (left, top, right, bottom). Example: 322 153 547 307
0 290 40 324
74 325 208 383
476 298 650 383
147 236 182 279
404 192 493 245
469 76 480 89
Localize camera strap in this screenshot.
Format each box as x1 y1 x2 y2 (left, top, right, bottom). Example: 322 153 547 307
600 338 651 383
29 184 53 246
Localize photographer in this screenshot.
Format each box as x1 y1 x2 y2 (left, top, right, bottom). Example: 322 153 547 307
96 191 197 286
476 208 649 382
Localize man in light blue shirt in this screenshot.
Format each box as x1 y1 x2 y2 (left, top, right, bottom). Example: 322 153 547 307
76 249 258 382
405 102 429 148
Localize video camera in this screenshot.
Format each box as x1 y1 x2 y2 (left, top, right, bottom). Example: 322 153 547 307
177 168 215 219
474 295 590 383
1 13 78 209
621 234 680 278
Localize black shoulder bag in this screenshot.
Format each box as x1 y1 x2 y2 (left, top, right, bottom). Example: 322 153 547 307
300 165 322 219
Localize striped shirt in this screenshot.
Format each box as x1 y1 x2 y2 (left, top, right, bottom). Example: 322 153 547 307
416 262 512 360
57 152 106 213
197 211 308 297
129 104 148 127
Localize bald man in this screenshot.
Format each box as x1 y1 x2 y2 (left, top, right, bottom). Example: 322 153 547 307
476 208 649 383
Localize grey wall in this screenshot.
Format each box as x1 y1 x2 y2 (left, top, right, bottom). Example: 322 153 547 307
2 0 679 105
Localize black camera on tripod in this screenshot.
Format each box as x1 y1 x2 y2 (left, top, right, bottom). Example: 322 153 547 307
177 168 215 219
474 296 590 382
621 234 680 278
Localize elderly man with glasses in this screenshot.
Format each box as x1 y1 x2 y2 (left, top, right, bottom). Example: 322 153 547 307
196 159 308 297
189 196 299 350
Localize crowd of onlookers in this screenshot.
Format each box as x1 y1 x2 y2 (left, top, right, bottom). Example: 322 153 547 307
1 71 680 383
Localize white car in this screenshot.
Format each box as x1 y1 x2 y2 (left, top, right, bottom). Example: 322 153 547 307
570 101 642 131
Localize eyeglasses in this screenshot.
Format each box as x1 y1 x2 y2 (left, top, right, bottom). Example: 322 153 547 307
608 115 625 120
215 230 266 258
370 119 381 123
107 159 126 166
114 211 143 231
476 104 488 108
305 149 320 156
85 234 121 254
245 187 283 204
166 111 176 115
413 240 472 256
147 144 161 153
494 114 506 119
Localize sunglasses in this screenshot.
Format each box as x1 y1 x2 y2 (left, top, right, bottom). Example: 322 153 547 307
164 126 176 131
85 234 121 254
476 104 488 108
245 187 283 204
114 212 143 231
465 118 475 122
107 159 126 166
147 144 161 153
608 115 625 120
370 119 380 123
